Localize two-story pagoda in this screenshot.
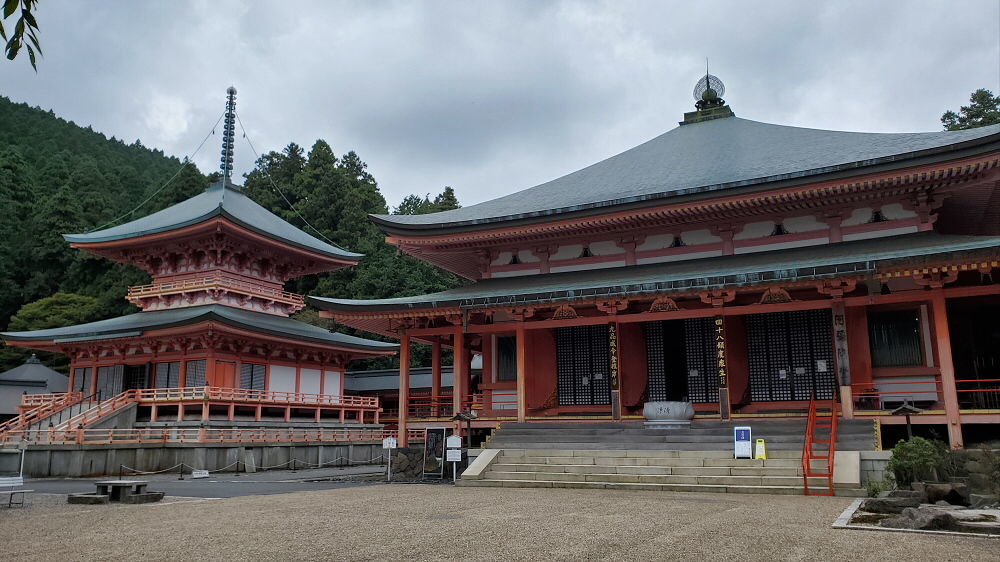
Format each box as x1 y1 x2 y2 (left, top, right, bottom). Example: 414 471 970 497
312 76 1000 449
2 88 396 434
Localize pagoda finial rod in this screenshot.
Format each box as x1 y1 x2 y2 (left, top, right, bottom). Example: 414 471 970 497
221 86 237 186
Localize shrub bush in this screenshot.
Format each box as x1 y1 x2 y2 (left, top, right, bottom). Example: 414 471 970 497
887 437 944 486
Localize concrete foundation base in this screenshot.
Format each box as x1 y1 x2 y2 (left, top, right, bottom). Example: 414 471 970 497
1 441 385 478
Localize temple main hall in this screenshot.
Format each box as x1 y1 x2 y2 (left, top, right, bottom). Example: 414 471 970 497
312 74 1000 458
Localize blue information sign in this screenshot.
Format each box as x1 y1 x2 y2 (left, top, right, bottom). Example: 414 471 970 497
734 426 753 459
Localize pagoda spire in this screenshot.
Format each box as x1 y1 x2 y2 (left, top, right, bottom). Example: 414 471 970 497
221 86 237 187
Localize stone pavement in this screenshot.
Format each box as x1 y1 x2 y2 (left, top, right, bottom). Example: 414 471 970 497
1 485 997 561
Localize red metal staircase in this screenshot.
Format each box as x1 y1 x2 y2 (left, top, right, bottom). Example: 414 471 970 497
802 394 839 496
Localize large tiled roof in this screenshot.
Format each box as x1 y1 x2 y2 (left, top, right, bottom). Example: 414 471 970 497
372 117 1000 232
64 181 362 261
310 232 1000 312
1 305 397 352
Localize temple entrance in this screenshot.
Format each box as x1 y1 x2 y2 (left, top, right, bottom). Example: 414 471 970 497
555 325 611 406
948 296 1000 409
745 309 836 402
122 364 150 391
644 318 719 404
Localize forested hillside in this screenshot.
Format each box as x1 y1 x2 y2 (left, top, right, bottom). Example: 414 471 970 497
0 96 463 372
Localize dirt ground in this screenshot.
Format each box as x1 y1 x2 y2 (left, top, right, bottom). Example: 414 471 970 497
1 485 995 561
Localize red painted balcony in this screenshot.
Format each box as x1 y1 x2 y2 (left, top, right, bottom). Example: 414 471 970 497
127 273 305 308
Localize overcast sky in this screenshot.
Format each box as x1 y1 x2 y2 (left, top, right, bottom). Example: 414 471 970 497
2 1 999 210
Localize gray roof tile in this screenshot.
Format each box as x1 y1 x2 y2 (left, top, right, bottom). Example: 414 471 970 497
373 117 1000 230
1 305 397 352
65 182 362 261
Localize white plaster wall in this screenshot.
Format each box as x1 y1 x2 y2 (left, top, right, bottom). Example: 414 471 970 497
551 244 583 260
734 221 775 240
681 229 722 244
881 203 917 220
636 249 723 265
324 370 342 395
636 233 674 251
300 368 322 396
491 251 512 266
492 390 518 410
784 215 827 233
516 250 540 263
734 237 829 255
269 365 296 393
589 241 624 256
842 207 873 226
550 260 627 273
843 225 918 242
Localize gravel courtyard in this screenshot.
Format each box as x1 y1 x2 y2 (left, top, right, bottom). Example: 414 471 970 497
1 485 995 561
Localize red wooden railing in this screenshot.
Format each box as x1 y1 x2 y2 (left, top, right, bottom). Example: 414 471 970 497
850 379 942 411
127 273 305 305
802 394 838 496
134 386 378 408
0 427 426 446
0 392 84 437
955 378 1000 409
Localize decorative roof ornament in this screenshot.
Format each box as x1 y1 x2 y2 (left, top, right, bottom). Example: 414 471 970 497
681 65 735 125
693 73 726 110
221 86 237 186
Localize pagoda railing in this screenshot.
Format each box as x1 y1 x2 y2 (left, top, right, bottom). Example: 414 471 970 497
0 427 426 446
127 273 305 306
134 386 378 408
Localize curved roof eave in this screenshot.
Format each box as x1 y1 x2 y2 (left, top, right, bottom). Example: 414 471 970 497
63 183 363 262
1 305 397 353
371 118 1000 235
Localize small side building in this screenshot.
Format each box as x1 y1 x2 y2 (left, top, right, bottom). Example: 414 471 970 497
0 355 67 421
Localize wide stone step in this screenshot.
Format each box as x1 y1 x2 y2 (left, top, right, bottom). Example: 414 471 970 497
458 478 805 495
495 456 803 468
483 471 816 487
496 448 803 459
487 441 810 451
490 463 803 477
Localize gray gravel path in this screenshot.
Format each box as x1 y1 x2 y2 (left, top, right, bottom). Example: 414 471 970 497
0 486 995 561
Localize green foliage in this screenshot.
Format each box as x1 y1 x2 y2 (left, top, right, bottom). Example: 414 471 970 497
1 292 102 372
242 140 466 370
864 474 896 497
887 436 945 485
0 96 464 375
942 89 1000 131
0 0 41 70
0 96 206 371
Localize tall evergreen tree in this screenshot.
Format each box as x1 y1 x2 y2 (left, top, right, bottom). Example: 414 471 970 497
942 89 1000 130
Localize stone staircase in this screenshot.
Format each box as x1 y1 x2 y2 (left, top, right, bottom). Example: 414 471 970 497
484 419 876 451
459 419 874 495
23 402 98 431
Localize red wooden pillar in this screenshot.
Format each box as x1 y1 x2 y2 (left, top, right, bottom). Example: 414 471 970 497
431 338 442 416
516 324 527 423
399 332 411 447
931 292 964 449
452 329 466 416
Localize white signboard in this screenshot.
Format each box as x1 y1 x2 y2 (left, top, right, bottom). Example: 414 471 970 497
382 436 398 450
446 449 463 462
445 435 462 449
734 426 752 459
191 469 210 479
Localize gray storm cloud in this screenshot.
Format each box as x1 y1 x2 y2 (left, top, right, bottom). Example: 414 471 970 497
1 0 997 208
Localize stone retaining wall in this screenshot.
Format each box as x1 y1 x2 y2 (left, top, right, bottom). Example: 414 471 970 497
0 441 384 477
